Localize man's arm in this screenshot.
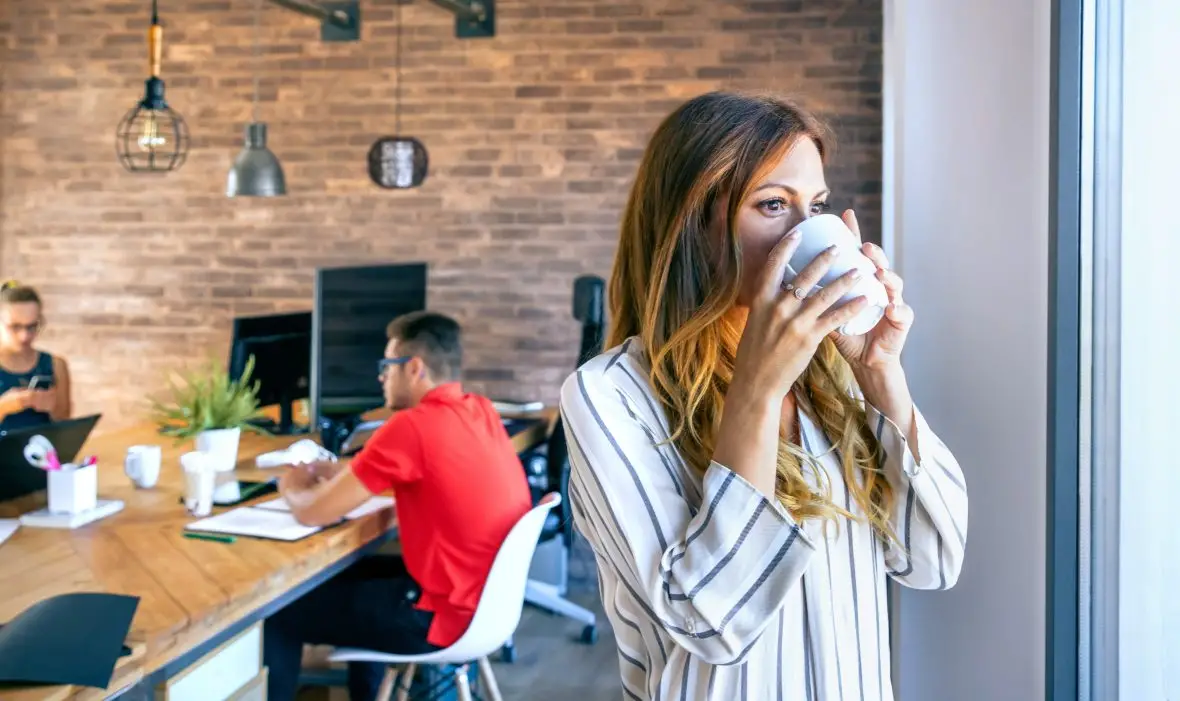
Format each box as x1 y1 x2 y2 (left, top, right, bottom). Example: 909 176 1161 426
282 411 420 526
279 464 373 527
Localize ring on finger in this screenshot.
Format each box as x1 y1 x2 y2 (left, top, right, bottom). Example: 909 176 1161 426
782 281 808 300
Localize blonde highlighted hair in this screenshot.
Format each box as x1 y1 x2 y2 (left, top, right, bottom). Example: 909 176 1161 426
607 91 896 541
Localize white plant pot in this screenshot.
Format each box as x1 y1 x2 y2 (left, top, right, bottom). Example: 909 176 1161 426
195 427 242 503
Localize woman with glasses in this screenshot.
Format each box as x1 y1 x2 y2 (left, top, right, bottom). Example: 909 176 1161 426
0 281 71 431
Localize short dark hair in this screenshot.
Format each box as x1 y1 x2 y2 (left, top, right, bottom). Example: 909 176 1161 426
385 311 462 381
0 280 41 306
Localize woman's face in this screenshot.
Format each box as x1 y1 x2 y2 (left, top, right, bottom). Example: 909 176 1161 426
0 302 42 351
730 137 831 307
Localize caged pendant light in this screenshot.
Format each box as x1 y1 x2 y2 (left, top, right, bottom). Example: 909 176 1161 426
367 0 429 189
226 0 286 197
116 0 190 173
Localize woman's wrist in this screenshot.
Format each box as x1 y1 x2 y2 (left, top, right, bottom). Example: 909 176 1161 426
854 364 915 436
716 375 782 498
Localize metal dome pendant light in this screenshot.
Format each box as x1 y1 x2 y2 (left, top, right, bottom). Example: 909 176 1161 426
368 0 428 190
116 0 190 173
227 0 286 197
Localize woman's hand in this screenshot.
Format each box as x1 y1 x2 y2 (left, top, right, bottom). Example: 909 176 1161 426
716 228 871 498
29 389 56 414
0 387 33 416
731 227 871 401
829 209 916 434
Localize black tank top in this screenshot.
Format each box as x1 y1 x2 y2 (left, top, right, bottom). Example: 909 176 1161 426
0 351 54 432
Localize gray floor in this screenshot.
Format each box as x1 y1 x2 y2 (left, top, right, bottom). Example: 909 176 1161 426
493 586 619 699
299 537 622 700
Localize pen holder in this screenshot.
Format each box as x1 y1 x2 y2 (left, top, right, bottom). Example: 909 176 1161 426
47 463 98 515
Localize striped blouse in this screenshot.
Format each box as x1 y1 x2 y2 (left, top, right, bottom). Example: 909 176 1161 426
560 338 968 701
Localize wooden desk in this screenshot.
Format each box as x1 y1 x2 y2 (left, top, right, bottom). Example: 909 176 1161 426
0 410 553 700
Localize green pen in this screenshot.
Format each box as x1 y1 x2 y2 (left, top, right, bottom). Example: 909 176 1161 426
184 531 236 544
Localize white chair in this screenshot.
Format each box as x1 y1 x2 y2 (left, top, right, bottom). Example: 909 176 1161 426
330 494 561 701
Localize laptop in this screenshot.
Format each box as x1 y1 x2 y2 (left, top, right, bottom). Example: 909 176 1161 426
0 414 102 504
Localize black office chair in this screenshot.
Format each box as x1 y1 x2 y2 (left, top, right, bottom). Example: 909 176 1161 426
507 276 604 659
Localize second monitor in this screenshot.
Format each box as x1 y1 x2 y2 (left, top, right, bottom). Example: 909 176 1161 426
228 311 312 435
311 262 427 447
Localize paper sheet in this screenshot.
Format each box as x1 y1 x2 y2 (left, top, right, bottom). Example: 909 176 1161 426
254 495 394 521
185 507 322 542
0 519 18 548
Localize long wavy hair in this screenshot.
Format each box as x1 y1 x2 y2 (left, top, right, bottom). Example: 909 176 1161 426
607 91 895 541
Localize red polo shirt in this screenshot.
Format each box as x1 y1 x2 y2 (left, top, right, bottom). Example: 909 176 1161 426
350 383 531 648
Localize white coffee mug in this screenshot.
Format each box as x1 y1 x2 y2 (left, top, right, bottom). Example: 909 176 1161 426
180 451 215 517
124 445 162 489
783 213 889 336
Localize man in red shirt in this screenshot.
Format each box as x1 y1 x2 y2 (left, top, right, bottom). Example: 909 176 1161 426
263 311 532 701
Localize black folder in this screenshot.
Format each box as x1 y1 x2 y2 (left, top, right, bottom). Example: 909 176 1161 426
0 592 138 689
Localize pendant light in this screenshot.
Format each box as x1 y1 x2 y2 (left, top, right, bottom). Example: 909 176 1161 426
368 0 429 189
226 0 286 197
116 0 190 173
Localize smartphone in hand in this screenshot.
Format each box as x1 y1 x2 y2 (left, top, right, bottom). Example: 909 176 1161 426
28 375 53 390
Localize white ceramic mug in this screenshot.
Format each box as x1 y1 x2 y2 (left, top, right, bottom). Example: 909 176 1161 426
180 451 215 517
783 213 890 336
124 445 162 489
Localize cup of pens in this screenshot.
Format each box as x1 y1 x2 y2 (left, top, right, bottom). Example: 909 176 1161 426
24 434 99 515
180 451 215 517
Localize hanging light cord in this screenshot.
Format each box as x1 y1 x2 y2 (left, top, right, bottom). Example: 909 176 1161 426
395 0 402 135
151 0 159 25
251 0 262 124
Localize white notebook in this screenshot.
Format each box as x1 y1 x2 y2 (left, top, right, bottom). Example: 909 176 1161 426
0 519 18 548
185 507 323 542
254 495 395 521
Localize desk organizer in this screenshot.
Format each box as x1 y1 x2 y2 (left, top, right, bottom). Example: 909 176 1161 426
19 462 125 529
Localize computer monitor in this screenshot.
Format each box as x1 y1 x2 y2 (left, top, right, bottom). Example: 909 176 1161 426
311 262 427 448
228 311 312 435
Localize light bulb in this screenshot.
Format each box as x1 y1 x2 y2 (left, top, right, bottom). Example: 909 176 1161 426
137 112 167 151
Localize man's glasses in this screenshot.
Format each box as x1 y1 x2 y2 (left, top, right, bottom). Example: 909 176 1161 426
377 356 413 377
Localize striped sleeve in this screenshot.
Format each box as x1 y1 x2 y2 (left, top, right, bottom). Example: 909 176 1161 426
868 404 969 590
561 368 818 665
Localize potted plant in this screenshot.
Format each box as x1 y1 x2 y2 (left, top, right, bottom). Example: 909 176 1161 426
150 355 268 501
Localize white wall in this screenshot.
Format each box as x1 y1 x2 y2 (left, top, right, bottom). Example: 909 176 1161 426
883 0 1051 699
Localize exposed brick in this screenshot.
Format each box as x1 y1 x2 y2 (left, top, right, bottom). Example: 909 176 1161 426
0 0 882 430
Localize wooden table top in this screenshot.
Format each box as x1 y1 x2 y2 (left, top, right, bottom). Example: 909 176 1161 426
0 409 553 700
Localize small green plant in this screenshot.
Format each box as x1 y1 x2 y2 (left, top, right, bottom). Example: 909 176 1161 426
150 355 269 439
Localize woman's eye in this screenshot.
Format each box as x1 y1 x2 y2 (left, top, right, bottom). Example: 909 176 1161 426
758 198 788 214
810 201 832 216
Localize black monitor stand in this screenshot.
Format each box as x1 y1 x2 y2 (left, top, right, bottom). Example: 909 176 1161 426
317 412 365 456
248 396 309 436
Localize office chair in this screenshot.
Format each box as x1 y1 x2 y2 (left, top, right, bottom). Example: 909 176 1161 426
332 496 561 701
513 275 604 653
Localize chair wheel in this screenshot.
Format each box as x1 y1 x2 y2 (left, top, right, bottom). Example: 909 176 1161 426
581 624 598 644
501 643 517 663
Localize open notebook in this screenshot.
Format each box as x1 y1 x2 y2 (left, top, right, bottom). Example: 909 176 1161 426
184 496 395 542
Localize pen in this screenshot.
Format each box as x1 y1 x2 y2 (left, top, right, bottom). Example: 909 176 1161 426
183 532 236 544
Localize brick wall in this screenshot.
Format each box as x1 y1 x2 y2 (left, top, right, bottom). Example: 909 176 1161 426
0 0 881 431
